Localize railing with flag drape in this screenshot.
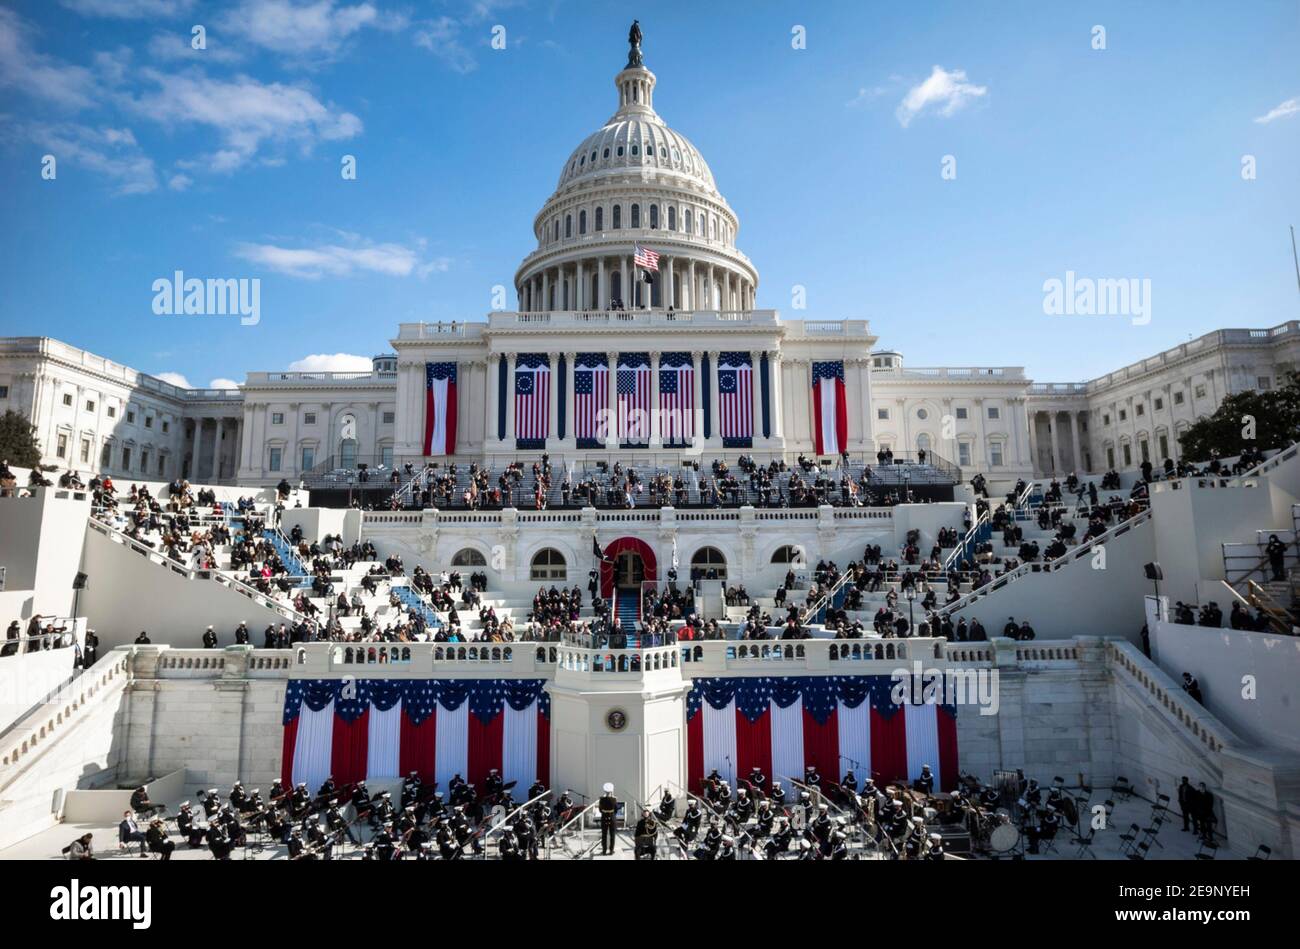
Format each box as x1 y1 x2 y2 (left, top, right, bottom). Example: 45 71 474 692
685 675 957 796
281 678 550 795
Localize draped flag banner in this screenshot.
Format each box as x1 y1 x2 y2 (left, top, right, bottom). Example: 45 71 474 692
717 352 754 448
685 675 957 794
423 362 458 456
281 678 550 794
617 353 651 446
658 352 695 447
514 354 551 449
811 360 848 456
574 354 610 449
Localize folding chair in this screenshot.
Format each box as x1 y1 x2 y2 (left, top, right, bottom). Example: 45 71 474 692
1112 777 1133 800
1127 840 1151 861
1071 827 1097 859
1118 823 1141 855
1194 839 1218 861
1248 844 1272 861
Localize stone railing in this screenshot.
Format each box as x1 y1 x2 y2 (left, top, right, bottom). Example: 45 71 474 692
1105 639 1237 755
362 504 895 531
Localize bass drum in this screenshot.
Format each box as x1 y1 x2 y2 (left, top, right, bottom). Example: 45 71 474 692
989 822 1021 854
1060 797 1079 827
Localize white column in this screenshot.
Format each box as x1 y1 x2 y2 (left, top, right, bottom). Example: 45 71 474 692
708 352 721 446
687 261 696 310
664 257 673 309
770 352 785 441
486 354 500 449
564 351 577 448
620 257 628 307
1049 412 1062 476
606 351 618 448
541 271 550 312
691 351 704 449
209 419 221 481
576 261 585 310
649 351 661 447
547 356 559 443
597 258 606 310
505 353 517 442
1027 411 1039 476
1070 412 1083 474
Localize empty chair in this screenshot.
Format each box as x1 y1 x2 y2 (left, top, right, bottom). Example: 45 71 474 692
1248 844 1272 861
1194 839 1218 861
1118 823 1141 854
1071 826 1097 859
1127 840 1151 861
1113 777 1133 800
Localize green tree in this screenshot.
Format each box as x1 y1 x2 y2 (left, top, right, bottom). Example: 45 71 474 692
1178 371 1300 462
0 409 42 468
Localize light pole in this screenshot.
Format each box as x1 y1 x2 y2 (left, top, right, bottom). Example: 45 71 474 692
905 585 917 637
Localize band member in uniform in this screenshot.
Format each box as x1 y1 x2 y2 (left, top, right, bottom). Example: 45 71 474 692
176 802 205 848
598 783 618 855
829 830 850 860
675 799 703 847
657 788 676 822
326 800 358 844
913 764 935 795
747 766 768 799
804 764 822 789
925 832 945 860
287 827 313 860
634 808 659 860
145 819 174 860
770 781 786 811
764 817 793 859
131 785 165 819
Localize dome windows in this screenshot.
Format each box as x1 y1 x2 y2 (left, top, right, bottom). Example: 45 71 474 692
579 155 585 167
684 209 692 233
649 205 659 229
565 214 572 238
631 204 640 228
660 146 667 159
617 145 624 157
631 144 639 156
594 207 603 231
590 150 597 162
603 147 610 159
612 205 622 229
668 206 676 231
579 210 587 235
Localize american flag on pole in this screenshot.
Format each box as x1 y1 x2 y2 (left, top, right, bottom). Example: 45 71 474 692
514 354 550 448
717 351 753 447
658 352 695 446
811 360 848 456
574 354 609 448
617 353 651 446
633 244 660 272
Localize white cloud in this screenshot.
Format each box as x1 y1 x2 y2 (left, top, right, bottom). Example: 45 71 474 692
234 236 447 279
14 120 158 194
896 65 987 128
124 69 362 172
167 172 193 190
846 85 888 109
1254 97 1298 124
154 371 192 388
0 8 98 109
287 353 373 372
223 0 405 58
208 377 241 389
413 16 477 74
60 0 196 17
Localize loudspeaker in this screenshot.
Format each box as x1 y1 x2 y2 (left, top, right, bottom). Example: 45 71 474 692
72 572 88 590
1143 562 1163 581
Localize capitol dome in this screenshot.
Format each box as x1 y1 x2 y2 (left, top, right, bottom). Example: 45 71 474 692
514 22 757 314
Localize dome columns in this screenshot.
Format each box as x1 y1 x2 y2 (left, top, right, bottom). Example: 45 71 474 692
516 254 755 314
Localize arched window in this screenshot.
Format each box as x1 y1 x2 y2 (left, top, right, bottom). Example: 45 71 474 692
565 215 572 238
690 546 727 581
613 205 622 229
617 145 624 157
917 432 932 453
649 205 659 229
452 548 487 567
631 144 639 156
595 207 603 231
698 213 705 236
579 210 587 235
603 147 610 159
530 548 567 582
684 209 692 233
668 206 676 231
771 544 804 565
553 220 559 241
631 204 641 228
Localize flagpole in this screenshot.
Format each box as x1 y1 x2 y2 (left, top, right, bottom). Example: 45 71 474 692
1291 225 1300 296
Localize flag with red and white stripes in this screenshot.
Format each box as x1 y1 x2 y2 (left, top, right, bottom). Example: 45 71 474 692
658 352 695 446
717 351 753 447
281 678 550 793
617 353 651 446
514 354 550 448
633 244 660 272
574 354 609 448
812 360 848 456
686 675 958 796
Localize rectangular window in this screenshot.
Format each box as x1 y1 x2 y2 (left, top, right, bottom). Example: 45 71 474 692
957 442 971 466
383 412 395 424
1258 376 1272 390
101 443 112 467
56 433 67 458
1119 409 1127 421
1154 398 1163 411
955 407 968 420
107 405 116 418
1195 385 1206 399
987 406 1000 419
1122 444 1132 467
122 446 132 470
990 443 1004 466
144 415 153 428
301 447 315 471
62 393 73 407
876 408 889 420
272 412 284 425
1140 440 1150 463
1107 447 1115 469
127 409 136 424
1159 435 1169 459
269 448 282 471
1135 404 1144 416
1173 391 1184 405
140 450 150 472
157 455 166 476
304 413 316 425
1103 414 1110 426
79 438 90 463
0 385 9 398
381 446 394 467
85 400 95 412
162 420 169 433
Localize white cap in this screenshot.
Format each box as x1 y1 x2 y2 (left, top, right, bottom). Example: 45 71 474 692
602 782 614 793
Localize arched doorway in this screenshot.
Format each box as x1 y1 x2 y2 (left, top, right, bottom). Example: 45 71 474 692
598 537 658 599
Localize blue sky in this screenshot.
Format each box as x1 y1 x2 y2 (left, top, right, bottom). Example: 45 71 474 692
0 0 1297 388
